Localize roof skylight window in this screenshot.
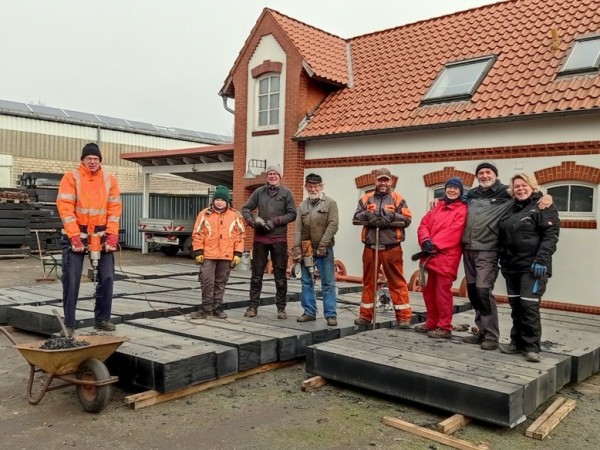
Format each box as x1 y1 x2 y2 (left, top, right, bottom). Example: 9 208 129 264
422 56 495 104
560 36 600 76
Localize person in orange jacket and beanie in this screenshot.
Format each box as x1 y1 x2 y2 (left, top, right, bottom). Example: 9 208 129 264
415 177 468 339
190 186 245 319
57 142 122 336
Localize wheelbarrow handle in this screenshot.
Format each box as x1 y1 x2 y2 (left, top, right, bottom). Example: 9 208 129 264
0 326 18 345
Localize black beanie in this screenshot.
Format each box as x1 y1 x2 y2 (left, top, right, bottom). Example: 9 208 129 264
305 173 322 184
475 161 498 176
81 143 102 162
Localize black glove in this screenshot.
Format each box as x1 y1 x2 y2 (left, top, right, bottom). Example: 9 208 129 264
378 216 392 229
531 262 547 279
421 240 435 253
366 215 380 228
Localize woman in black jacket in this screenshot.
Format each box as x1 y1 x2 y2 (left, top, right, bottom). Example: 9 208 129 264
498 173 560 362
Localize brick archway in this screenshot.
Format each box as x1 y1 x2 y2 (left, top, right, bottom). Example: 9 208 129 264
423 167 475 188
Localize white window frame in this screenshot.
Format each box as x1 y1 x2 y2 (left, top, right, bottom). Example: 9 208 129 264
559 35 600 76
256 74 280 129
422 55 496 104
545 182 596 220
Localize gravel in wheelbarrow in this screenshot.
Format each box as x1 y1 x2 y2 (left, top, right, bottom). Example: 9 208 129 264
40 337 91 350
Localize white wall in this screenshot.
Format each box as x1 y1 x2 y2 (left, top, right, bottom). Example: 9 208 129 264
246 34 286 171
306 117 600 307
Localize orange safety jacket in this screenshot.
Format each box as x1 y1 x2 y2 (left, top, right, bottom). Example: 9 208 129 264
191 206 245 260
57 163 122 238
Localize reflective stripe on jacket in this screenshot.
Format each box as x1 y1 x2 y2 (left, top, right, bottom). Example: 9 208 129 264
57 163 122 238
191 206 245 260
353 190 412 246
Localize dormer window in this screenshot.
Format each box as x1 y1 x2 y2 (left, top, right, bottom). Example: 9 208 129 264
257 74 280 127
559 36 600 76
422 56 495 104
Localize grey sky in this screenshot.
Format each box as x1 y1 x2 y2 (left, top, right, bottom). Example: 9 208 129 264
0 0 499 136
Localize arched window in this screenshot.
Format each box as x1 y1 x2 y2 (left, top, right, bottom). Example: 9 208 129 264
257 74 280 128
546 182 596 218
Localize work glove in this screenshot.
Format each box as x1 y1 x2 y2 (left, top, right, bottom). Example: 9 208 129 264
421 240 435 253
531 262 547 279
232 255 241 268
263 219 276 232
366 215 380 228
70 236 85 253
254 216 269 231
292 246 302 263
316 242 328 257
195 254 204 265
245 217 256 228
105 234 119 252
378 216 392 229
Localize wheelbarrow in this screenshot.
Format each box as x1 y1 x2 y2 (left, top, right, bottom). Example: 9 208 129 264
0 326 129 413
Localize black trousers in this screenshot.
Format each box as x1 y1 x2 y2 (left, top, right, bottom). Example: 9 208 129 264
501 271 545 352
249 241 288 310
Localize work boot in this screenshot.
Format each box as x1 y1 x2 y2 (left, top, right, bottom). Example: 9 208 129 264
60 327 74 338
94 320 116 332
277 308 288 320
297 314 316 322
326 317 338 327
244 307 257 318
413 324 429 333
480 340 499 351
462 334 484 345
499 343 520 354
397 320 411 329
190 309 211 319
354 317 370 326
427 328 452 339
212 307 227 319
525 352 541 363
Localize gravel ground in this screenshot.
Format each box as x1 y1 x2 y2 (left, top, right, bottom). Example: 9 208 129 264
0 249 598 449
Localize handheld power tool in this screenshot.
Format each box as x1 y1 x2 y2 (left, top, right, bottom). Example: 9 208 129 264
88 231 104 284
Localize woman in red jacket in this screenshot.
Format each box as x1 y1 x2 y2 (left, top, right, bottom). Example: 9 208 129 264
416 178 468 338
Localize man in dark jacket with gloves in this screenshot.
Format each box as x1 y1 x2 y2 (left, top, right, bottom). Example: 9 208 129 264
241 165 297 319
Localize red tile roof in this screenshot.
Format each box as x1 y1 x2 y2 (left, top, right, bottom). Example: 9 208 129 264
286 0 600 139
268 9 348 86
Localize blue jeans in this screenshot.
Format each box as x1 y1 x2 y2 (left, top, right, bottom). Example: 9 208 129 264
300 247 337 318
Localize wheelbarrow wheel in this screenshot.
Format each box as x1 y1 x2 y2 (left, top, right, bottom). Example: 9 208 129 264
76 358 111 413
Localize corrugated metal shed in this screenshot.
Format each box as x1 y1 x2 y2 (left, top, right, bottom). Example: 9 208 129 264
120 193 208 249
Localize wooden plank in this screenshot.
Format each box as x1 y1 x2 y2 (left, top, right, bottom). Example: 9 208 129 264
124 360 299 410
382 417 489 450
438 414 471 435
301 375 327 392
525 397 567 438
532 398 576 440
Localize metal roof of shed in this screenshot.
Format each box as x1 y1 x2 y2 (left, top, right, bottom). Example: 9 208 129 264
0 98 232 145
121 143 235 187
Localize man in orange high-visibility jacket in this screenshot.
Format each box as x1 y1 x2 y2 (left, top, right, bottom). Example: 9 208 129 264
353 168 413 329
57 142 122 336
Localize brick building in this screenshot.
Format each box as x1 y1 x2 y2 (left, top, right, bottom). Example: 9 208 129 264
219 0 600 309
